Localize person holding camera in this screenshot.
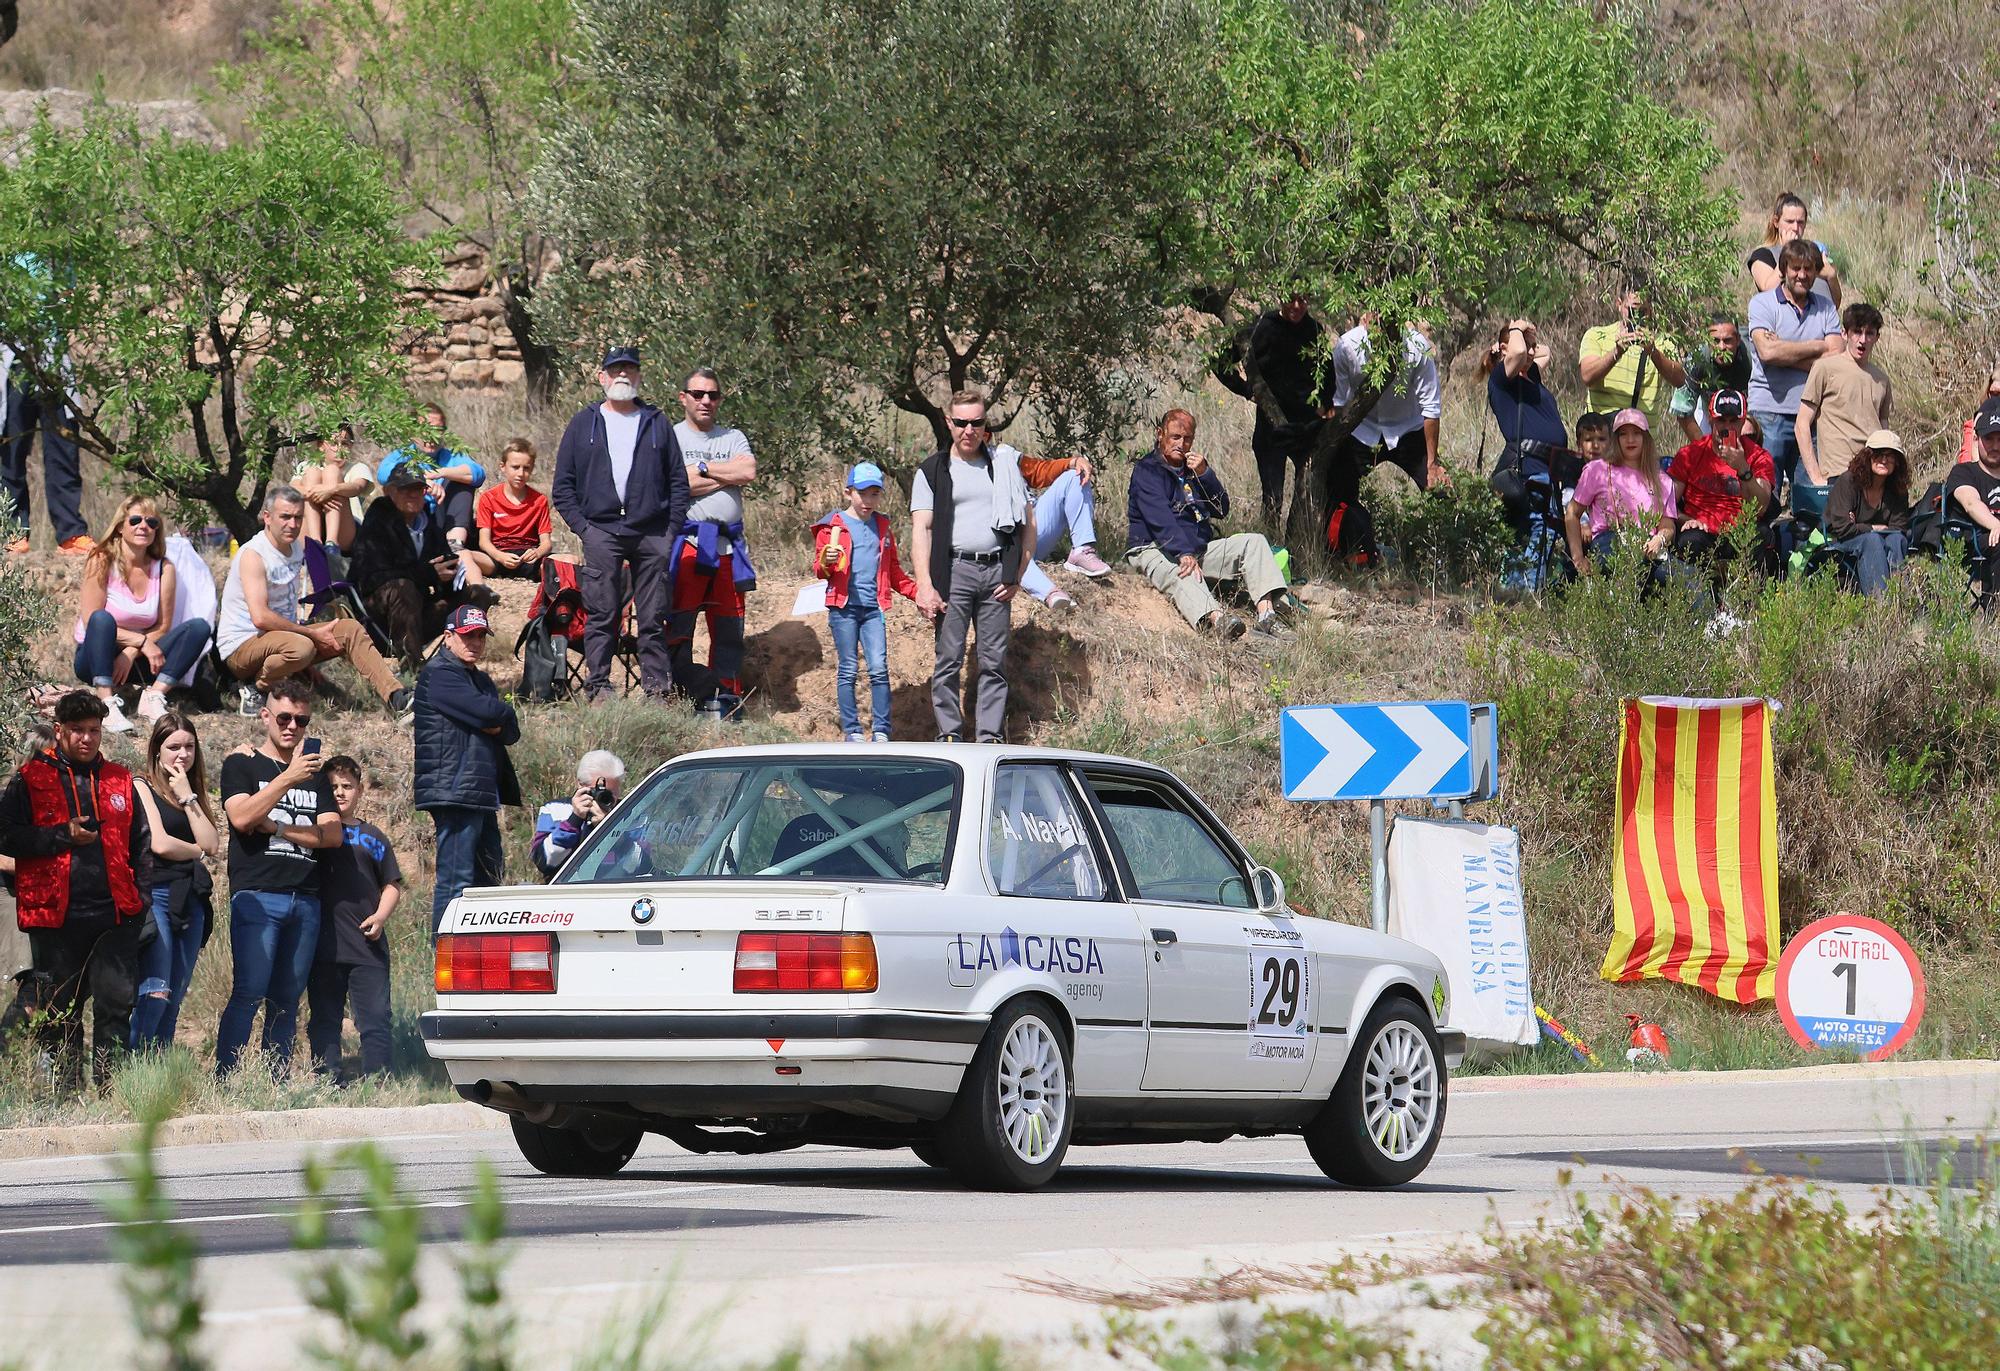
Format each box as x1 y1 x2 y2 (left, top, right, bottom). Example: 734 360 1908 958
1578 288 1685 424
0 691 152 1088
531 750 629 878
414 605 521 933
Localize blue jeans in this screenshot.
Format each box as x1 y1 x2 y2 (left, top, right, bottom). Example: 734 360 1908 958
131 885 209 1048
215 889 320 1073
1031 468 1097 559
1832 530 1907 597
432 806 504 934
73 612 213 690
1751 410 1799 492
829 603 890 737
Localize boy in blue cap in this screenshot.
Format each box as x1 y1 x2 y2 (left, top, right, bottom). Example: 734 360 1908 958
811 463 921 741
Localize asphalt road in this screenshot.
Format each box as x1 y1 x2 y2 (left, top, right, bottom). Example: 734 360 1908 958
1 1062 1994 1368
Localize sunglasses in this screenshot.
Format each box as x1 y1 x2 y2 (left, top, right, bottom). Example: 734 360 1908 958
683 388 720 400
947 417 987 430
272 711 312 729
127 515 163 530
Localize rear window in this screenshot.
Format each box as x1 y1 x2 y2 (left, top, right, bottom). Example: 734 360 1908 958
556 758 960 885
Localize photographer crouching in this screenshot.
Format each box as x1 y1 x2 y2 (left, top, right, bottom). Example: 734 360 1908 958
531 750 630 879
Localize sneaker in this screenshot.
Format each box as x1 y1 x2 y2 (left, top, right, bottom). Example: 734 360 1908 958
238 685 265 717
1253 609 1290 637
102 698 134 734
386 686 414 715
5 537 27 554
870 732 891 743
1201 611 1247 641
56 535 96 556
695 698 725 721
1047 590 1079 613
845 732 866 743
937 733 963 743
1064 545 1112 578
135 689 169 725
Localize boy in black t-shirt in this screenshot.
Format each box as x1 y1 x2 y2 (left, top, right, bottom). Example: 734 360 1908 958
304 756 404 1081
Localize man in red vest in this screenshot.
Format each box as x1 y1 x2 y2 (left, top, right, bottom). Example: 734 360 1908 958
0 691 151 1086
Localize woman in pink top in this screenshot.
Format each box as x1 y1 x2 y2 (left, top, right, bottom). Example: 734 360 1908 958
1564 408 1676 573
73 495 214 734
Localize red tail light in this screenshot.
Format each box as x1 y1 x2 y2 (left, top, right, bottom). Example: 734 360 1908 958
734 933 878 992
435 933 558 993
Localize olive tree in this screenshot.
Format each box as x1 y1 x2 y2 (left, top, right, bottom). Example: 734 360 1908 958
534 0 1214 479
0 114 439 541
1202 0 1738 543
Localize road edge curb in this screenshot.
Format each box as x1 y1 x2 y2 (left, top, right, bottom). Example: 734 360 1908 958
1454 1057 2000 1093
0 1100 507 1162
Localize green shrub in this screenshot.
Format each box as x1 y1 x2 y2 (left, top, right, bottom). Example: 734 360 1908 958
1374 480 1515 589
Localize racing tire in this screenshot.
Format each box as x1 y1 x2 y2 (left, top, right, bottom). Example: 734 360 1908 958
935 998 1073 1191
510 1115 645 1178
1305 995 1447 1188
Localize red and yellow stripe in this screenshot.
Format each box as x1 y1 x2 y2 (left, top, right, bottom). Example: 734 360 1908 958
1601 698 1778 1004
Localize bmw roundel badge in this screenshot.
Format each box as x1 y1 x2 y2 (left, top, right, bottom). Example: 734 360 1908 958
631 897 656 925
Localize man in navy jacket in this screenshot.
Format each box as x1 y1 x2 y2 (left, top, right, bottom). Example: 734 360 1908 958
551 346 690 700
1125 409 1293 640
414 605 521 933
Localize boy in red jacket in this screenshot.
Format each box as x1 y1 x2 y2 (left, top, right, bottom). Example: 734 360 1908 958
812 463 921 741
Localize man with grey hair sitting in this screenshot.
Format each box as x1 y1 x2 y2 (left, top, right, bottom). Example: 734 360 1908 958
215 485 410 717
531 749 634 877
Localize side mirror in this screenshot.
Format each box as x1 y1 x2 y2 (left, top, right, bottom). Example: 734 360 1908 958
1251 866 1287 914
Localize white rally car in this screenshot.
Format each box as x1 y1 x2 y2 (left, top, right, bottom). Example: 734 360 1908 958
425 743 1465 1191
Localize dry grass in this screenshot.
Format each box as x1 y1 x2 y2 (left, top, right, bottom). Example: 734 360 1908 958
0 0 281 101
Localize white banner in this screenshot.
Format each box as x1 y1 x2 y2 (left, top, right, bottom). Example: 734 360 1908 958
1387 818 1536 1050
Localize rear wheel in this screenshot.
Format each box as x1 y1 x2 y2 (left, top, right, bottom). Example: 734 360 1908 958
909 1139 952 1170
510 1115 645 1177
935 998 1073 1191
1305 996 1446 1187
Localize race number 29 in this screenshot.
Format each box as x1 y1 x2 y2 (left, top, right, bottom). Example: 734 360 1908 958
1776 914 1925 1062
1246 942 1311 1041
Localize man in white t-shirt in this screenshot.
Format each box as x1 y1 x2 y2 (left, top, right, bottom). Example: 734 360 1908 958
550 346 689 701
669 366 757 718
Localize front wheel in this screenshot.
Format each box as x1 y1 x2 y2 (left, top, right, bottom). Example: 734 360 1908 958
510 1115 645 1177
935 998 1073 1190
1305 996 1447 1187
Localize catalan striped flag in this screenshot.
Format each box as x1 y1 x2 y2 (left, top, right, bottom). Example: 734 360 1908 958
1600 697 1780 1004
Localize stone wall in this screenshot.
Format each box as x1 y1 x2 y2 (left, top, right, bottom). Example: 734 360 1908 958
403 243 528 397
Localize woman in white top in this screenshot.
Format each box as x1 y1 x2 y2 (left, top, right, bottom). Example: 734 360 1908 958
72 495 215 733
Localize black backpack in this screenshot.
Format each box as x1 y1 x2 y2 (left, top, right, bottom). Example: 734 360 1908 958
1908 480 1946 558
515 613 570 703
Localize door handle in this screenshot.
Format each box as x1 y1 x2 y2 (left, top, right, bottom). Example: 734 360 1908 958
1150 928 1178 946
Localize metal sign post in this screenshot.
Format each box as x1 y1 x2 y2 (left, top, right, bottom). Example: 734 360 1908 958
1280 701 1498 932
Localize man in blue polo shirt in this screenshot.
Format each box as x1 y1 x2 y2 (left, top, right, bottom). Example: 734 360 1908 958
1747 239 1844 496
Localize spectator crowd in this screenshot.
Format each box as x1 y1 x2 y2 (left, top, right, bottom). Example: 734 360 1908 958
1 187 1998 1088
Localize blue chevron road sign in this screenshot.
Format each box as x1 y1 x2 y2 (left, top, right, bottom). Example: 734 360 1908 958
1280 702 1479 802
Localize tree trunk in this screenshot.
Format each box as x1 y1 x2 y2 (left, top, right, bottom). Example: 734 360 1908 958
498 275 558 408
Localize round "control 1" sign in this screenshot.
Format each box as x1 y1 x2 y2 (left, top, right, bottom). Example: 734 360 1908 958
1776 914 1925 1061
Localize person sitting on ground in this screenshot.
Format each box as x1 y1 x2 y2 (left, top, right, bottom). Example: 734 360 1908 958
1957 365 2000 465
1579 287 1685 425
128 710 219 1051
0 691 152 1088
1668 390 1775 569
1796 302 1892 486
1825 431 1912 597
1747 192 1842 305
1328 314 1447 507
1013 447 1111 612
215 485 412 718
377 402 486 556
350 464 487 667
1945 398 2000 601
1126 409 1293 640
468 438 554 579
71 495 214 734
305 755 402 1082
531 749 632 878
1670 316 1754 444
293 423 375 557
1564 409 1676 573
814 463 921 742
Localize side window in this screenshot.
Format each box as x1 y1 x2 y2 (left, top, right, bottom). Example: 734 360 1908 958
987 764 1106 900
1083 773 1252 908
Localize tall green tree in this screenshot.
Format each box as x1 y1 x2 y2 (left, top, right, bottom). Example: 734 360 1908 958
223 0 577 399
0 113 440 541
534 0 1215 479
1203 0 1737 542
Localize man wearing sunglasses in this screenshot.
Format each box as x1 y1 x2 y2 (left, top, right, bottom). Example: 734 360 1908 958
910 390 1035 743
551 346 690 702
670 366 757 719
216 676 341 1076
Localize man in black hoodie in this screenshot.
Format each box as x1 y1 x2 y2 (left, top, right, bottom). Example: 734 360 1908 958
0 691 151 1086
1245 294 1330 526
551 346 691 701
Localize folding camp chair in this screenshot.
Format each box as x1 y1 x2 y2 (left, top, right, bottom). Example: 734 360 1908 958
515 557 640 699
1777 480 1855 584
299 537 395 656
1942 511 1997 612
